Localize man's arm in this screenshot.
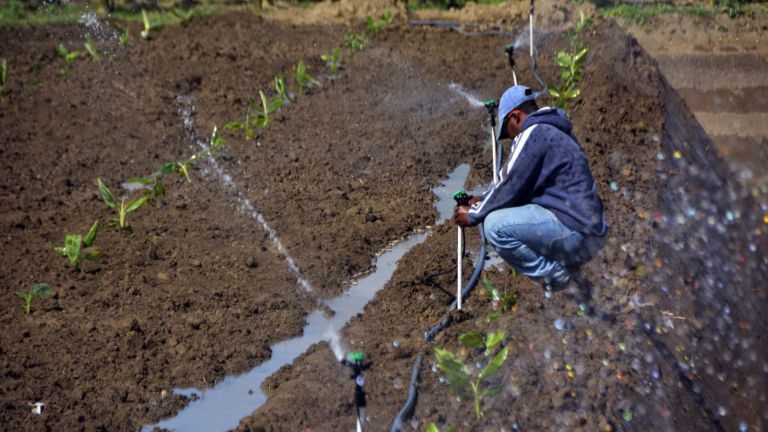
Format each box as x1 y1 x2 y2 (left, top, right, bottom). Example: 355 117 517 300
466 125 546 225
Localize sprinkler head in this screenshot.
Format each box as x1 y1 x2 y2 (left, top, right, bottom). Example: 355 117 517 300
348 352 365 363
505 44 516 69
452 189 471 206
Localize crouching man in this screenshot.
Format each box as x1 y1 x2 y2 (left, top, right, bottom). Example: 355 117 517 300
454 85 607 290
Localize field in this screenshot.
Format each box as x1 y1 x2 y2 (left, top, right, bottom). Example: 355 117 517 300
1 1 766 431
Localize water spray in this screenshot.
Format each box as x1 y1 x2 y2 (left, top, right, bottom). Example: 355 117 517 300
528 0 547 91
341 352 370 432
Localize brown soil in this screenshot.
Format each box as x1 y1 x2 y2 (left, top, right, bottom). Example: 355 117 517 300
1 2 765 432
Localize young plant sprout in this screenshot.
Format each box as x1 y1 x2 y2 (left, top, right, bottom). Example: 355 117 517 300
225 109 255 141
482 275 518 321
0 59 7 99
210 125 228 152
366 10 393 35
55 220 101 269
84 34 101 61
434 331 509 419
252 90 270 128
344 31 369 56
30 62 41 86
274 75 292 103
124 175 166 204
119 29 130 45
172 8 195 26
426 423 453 432
56 44 80 75
294 60 319 94
321 47 341 73
177 160 191 182
98 178 149 231
547 47 589 110
16 283 52 315
140 9 155 40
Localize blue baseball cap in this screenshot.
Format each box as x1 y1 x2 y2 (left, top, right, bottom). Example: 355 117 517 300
497 85 538 139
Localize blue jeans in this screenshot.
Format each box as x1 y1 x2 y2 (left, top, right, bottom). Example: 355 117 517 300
483 204 603 286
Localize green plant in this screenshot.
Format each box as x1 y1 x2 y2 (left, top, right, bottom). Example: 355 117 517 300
55 220 101 269
269 75 292 112
425 423 453 432
172 7 195 26
0 59 7 99
321 47 342 73
434 331 509 419
294 60 320 94
344 31 369 56
56 44 80 75
210 125 228 151
119 28 130 45
98 178 149 231
719 0 750 18
30 62 41 86
547 47 588 110
125 175 166 204
366 10 393 35
482 275 518 321
16 283 52 314
140 9 155 39
253 90 270 127
225 109 255 140
84 34 100 61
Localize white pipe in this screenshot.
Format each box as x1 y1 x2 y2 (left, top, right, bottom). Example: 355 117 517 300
457 227 463 310
529 12 534 59
512 70 518 86
491 129 499 185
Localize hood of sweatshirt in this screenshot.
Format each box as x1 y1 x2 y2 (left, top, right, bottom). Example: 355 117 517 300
520 107 572 135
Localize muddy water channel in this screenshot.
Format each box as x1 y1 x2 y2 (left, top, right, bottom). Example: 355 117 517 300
143 164 470 431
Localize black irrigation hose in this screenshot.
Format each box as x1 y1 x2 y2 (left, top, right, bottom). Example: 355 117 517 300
422 265 458 299
390 224 487 432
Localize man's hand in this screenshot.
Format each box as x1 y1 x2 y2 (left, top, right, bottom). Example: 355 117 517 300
454 205 474 227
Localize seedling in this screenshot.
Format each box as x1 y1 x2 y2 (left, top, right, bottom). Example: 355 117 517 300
84 34 101 61
177 160 191 182
225 109 255 140
140 9 155 39
0 59 7 99
274 75 292 103
119 29 130 45
30 62 41 86
172 8 195 26
365 10 393 35
426 423 453 432
344 31 369 56
294 60 319 94
55 220 101 269
98 178 148 231
124 175 166 204
56 44 80 75
16 283 52 314
321 47 342 73
482 275 518 321
547 47 588 110
210 125 228 151
252 90 270 128
434 331 509 419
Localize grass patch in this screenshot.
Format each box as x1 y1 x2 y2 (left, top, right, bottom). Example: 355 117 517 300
0 1 88 27
598 4 713 23
407 0 505 11
0 1 229 29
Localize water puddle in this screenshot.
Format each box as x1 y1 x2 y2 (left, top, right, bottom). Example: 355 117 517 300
143 164 471 432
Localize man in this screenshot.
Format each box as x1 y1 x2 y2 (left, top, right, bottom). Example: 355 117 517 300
454 85 607 290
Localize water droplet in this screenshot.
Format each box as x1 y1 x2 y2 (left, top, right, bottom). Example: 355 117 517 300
610 181 620 192
717 406 727 416
739 420 748 432
544 290 552 299
393 340 400 348
652 368 660 380
726 211 735 221
656 151 665 160
554 319 565 331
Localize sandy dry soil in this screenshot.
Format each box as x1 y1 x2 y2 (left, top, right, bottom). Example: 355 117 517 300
0 1 766 431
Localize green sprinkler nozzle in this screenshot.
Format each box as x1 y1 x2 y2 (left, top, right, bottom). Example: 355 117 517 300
452 189 471 206
348 352 365 362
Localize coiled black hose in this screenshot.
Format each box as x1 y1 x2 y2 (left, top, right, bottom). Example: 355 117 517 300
390 224 487 432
